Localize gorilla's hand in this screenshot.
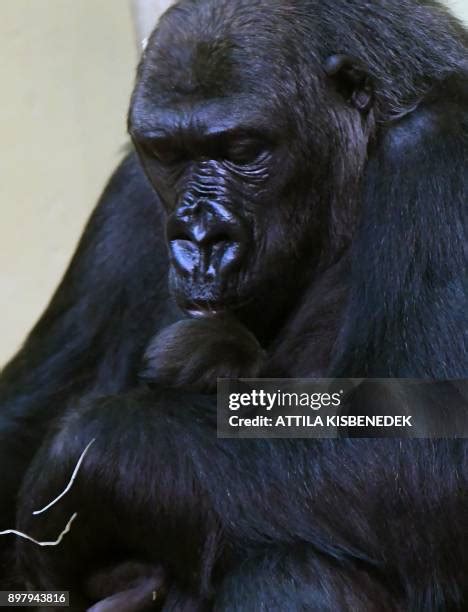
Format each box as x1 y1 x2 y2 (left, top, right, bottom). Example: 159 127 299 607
16 389 219 606
141 316 266 393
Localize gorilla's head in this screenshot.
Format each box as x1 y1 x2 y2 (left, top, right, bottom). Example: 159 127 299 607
129 0 387 328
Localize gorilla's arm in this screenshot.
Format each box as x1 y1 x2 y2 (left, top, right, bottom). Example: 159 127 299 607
0 153 176 538
332 74 468 379
16 389 467 610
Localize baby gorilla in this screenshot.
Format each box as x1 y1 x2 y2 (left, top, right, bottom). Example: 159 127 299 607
84 316 264 611
140 316 266 393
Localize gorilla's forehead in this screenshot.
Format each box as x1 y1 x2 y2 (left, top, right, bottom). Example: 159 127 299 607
140 0 308 103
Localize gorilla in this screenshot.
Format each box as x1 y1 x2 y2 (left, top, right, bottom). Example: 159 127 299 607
1 0 468 609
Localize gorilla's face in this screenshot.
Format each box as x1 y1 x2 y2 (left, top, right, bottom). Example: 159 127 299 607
131 103 284 318
129 4 332 326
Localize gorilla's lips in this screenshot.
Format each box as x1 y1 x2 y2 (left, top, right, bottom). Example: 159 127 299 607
171 271 255 319
175 293 251 319
184 303 228 318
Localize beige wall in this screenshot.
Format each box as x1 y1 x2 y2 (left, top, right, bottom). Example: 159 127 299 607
449 0 468 21
0 1 467 367
0 0 138 366
132 0 174 43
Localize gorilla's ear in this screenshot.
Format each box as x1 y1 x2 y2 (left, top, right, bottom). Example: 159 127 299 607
324 54 373 113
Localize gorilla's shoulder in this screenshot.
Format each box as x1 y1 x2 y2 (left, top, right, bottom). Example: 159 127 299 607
380 72 468 157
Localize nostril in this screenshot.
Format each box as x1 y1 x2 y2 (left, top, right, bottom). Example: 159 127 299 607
199 223 239 247
189 223 234 246
171 230 192 242
167 209 247 277
166 215 193 243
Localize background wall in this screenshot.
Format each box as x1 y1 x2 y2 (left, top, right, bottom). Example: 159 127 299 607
132 0 173 43
0 0 169 367
0 0 467 366
449 0 468 21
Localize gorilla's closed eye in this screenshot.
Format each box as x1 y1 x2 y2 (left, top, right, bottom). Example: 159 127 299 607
141 137 186 166
223 139 269 166
139 133 269 168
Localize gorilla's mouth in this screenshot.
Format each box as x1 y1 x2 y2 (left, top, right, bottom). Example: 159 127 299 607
184 303 228 318
168 264 255 316
178 295 255 319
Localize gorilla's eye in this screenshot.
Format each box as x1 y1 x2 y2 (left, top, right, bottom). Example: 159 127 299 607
224 140 268 166
142 138 185 166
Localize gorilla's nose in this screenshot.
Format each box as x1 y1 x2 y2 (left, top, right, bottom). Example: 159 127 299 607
167 207 245 278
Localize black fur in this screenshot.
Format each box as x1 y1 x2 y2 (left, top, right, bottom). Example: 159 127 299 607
1 0 468 610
